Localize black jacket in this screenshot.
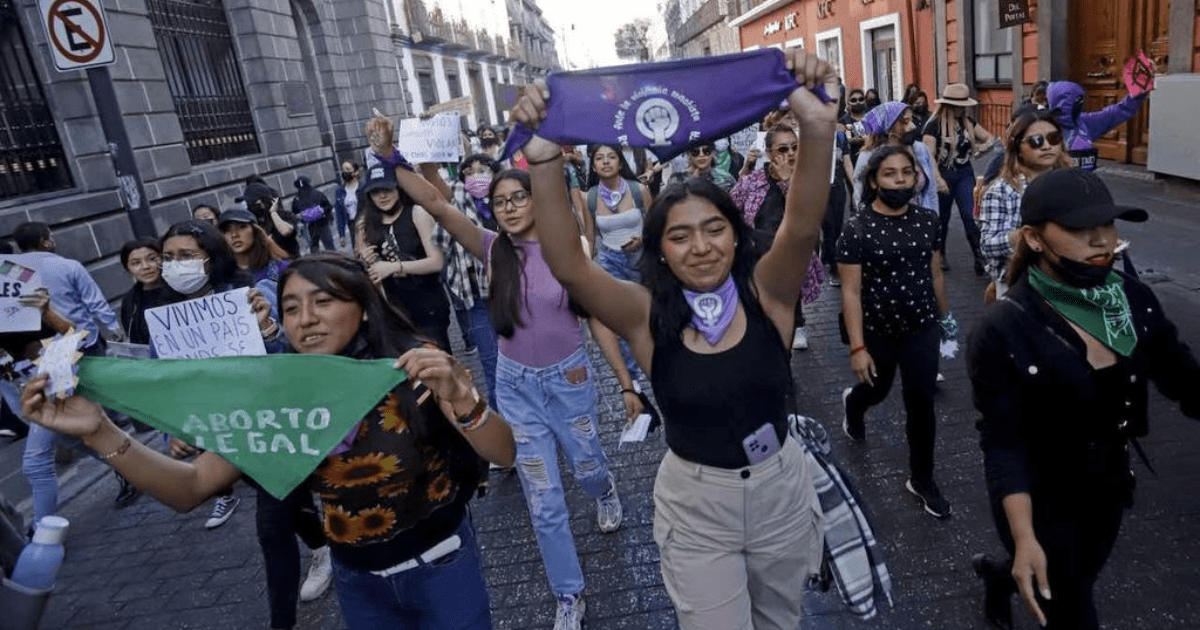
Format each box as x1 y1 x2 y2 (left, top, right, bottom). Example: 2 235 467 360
968 272 1200 506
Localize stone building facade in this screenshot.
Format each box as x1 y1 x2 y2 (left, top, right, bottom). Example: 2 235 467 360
0 0 557 299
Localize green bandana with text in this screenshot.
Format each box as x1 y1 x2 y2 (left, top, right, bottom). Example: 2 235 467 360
77 355 407 499
1028 266 1137 357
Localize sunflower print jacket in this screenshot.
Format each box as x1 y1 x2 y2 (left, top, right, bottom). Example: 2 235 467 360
311 384 483 554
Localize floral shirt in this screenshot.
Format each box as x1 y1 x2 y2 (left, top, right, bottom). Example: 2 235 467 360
729 167 825 305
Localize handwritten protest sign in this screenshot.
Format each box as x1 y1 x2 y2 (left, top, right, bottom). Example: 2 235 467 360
0 257 43 333
145 287 266 359
730 126 759 154
398 112 463 164
77 355 409 499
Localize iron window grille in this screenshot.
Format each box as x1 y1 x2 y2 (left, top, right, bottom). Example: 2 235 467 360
0 0 73 201
147 0 260 164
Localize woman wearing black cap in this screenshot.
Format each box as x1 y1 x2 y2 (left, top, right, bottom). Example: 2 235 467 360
243 182 301 258
355 165 451 350
218 209 292 284
967 169 1200 630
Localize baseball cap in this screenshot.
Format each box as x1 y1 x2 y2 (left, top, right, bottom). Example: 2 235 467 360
1021 169 1147 228
217 208 256 227
360 166 399 195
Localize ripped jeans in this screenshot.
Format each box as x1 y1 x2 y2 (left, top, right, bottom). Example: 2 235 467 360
495 346 613 597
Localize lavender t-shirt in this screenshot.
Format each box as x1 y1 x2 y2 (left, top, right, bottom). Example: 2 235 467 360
481 231 584 368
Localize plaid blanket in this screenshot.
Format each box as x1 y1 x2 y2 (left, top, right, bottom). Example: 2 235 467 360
790 414 894 619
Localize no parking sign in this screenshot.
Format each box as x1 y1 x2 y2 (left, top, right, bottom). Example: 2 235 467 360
38 0 115 71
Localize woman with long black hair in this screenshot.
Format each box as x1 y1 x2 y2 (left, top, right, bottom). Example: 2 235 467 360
967 168 1199 630
355 166 451 350
508 49 834 630
21 253 515 630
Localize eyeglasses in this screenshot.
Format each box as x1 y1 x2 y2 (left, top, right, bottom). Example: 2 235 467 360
161 252 207 263
689 147 714 157
1024 131 1062 149
771 143 799 155
492 190 531 210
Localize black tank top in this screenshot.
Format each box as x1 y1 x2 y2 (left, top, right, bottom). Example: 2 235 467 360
650 299 793 468
378 208 449 332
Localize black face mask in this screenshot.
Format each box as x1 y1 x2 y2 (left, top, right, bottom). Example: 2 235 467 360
913 105 929 116
850 103 866 114
341 171 356 182
899 129 922 146
480 137 498 147
876 186 916 209
1043 243 1113 288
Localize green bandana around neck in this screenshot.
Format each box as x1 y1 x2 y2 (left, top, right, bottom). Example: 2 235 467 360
77 355 407 499
1027 266 1138 357
714 150 732 176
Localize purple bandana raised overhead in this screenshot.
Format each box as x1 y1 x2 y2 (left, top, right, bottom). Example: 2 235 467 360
503 49 817 162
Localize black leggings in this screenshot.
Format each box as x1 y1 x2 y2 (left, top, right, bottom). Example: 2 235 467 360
987 494 1125 630
844 322 939 481
256 485 326 629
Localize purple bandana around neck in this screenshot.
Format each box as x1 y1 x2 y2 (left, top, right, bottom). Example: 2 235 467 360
682 275 739 346
598 178 628 210
503 50 824 162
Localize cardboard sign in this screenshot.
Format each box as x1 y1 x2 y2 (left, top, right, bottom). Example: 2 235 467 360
426 95 474 117
145 288 267 359
0 257 43 333
1124 51 1155 97
398 113 463 164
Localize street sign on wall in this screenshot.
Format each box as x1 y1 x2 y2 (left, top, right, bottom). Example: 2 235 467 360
38 0 115 71
998 0 1031 28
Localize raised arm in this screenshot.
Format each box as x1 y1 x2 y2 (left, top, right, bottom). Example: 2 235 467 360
753 51 839 334
21 375 242 511
509 85 652 348
1079 92 1149 138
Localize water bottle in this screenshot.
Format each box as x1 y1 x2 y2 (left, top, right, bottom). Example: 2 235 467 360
9 516 68 591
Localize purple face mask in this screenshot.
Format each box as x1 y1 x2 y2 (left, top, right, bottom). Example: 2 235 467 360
464 174 491 199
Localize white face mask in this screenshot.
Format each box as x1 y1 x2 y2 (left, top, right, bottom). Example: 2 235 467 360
161 259 209 294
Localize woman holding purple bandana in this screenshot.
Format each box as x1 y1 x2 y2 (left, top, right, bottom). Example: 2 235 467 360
510 49 837 630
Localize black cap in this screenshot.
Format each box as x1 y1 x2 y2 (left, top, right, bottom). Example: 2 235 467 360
217 208 256 227
1021 169 1148 228
360 165 398 195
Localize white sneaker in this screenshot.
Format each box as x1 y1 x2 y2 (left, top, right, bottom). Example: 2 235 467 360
204 494 240 529
792 326 809 351
554 592 586 630
936 372 946 383
300 546 333 602
596 475 623 533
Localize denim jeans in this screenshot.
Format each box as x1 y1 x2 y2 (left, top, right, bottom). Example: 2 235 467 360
333 516 491 630
937 163 982 260
22 424 64 523
453 301 498 405
307 220 336 253
595 244 644 380
495 346 612 597
255 485 326 629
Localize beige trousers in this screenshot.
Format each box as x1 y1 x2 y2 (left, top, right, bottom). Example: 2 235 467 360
653 438 824 630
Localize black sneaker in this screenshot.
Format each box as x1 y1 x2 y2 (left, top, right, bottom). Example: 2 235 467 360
906 477 951 519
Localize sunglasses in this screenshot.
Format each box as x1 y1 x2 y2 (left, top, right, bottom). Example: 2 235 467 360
848 97 865 104
1024 131 1062 149
771 143 799 155
689 147 714 157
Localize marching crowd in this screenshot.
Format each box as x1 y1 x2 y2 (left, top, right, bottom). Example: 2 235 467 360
4 48 1198 630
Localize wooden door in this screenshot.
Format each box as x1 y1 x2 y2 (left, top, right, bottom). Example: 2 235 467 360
1069 0 1167 164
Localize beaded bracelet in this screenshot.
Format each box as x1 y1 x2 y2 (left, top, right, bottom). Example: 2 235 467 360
100 436 132 461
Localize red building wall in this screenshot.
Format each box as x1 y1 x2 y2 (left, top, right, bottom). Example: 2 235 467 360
737 0 936 101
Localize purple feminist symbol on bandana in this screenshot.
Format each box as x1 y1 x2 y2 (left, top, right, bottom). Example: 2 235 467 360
683 276 739 346
638 98 680 146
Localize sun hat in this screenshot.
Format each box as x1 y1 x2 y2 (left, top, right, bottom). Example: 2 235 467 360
935 83 978 107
